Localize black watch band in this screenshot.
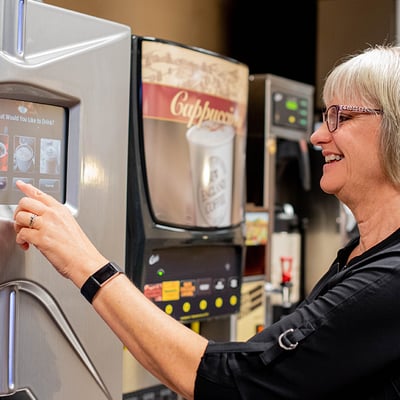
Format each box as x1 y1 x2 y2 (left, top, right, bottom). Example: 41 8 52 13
80 262 122 304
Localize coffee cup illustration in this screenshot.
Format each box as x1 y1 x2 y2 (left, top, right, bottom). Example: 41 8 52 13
0 142 7 170
186 121 235 227
15 143 34 172
44 142 58 174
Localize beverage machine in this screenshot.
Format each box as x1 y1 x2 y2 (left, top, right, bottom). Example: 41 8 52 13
123 36 249 398
244 74 315 329
0 1 131 399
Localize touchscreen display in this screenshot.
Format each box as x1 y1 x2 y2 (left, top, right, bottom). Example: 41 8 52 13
0 98 67 204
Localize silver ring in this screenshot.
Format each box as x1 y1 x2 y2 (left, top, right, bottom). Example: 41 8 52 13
29 214 37 228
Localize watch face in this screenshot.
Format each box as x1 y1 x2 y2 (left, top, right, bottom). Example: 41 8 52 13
81 262 121 303
94 262 120 283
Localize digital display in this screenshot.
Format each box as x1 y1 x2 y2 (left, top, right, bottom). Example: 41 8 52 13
272 91 309 131
0 98 67 204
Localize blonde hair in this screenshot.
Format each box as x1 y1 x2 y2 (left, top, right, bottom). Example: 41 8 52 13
323 45 400 185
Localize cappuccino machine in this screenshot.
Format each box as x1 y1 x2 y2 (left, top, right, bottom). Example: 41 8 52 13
123 37 249 398
0 1 131 399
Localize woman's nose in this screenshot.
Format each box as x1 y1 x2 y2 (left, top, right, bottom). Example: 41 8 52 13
310 121 330 146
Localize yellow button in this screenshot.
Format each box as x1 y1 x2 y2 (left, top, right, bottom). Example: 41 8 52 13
215 297 223 308
183 302 191 313
230 295 238 306
199 299 207 310
165 304 173 315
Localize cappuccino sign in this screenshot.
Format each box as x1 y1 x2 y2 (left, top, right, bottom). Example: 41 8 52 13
140 40 248 228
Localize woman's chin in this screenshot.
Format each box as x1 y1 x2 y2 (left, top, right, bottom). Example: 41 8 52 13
319 179 340 195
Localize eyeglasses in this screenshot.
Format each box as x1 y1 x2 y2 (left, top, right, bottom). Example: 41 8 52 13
322 104 383 133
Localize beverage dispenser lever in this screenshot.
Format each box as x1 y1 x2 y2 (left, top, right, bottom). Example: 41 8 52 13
280 256 293 310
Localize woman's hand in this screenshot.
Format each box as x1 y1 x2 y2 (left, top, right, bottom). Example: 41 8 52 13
13 180 107 287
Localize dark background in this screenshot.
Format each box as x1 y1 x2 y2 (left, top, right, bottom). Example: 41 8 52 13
227 0 317 86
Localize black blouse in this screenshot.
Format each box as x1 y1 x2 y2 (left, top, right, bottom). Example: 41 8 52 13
195 228 400 399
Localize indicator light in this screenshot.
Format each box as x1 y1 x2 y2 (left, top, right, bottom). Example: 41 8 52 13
157 268 165 277
285 100 298 111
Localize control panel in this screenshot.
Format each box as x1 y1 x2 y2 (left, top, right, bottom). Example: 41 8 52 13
139 244 242 322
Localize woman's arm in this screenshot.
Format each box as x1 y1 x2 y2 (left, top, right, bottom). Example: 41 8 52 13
92 274 208 399
13 180 208 400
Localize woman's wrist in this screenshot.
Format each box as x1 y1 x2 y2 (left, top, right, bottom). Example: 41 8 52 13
71 253 109 289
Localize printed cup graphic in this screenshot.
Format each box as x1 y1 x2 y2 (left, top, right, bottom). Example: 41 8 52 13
0 142 7 171
15 143 33 172
186 121 235 227
44 142 58 174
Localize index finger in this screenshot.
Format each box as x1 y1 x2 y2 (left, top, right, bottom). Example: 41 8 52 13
13 180 59 220
15 180 57 206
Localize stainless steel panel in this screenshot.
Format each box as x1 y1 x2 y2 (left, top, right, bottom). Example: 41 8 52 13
0 1 131 398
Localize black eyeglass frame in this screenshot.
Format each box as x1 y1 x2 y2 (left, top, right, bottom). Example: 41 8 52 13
322 104 383 133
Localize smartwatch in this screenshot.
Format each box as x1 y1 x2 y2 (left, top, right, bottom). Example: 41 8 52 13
80 262 122 303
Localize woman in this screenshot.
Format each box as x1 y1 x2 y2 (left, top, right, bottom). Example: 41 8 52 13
14 45 400 399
